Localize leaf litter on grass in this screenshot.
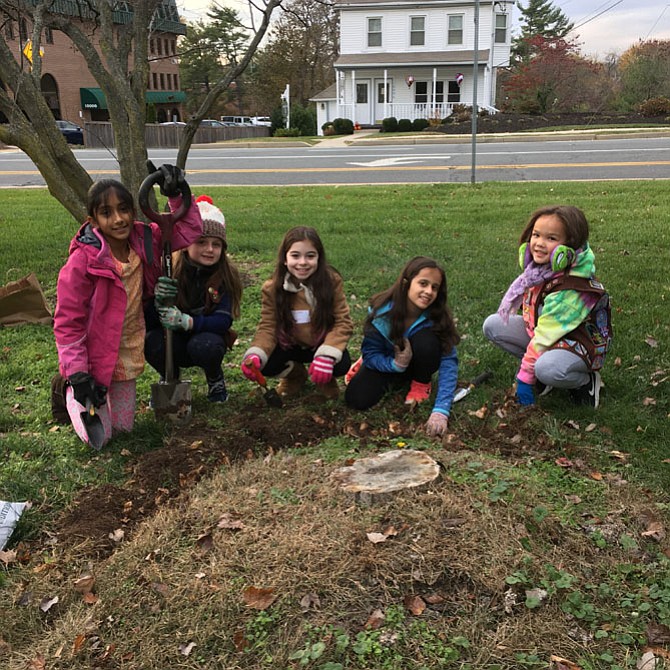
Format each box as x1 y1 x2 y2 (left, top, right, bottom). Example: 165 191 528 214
3 391 670 669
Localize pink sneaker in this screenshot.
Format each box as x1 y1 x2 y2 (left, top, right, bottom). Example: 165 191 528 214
404 380 431 404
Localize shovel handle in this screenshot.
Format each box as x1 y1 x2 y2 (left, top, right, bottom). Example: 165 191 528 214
249 366 267 388
470 370 493 388
137 169 192 239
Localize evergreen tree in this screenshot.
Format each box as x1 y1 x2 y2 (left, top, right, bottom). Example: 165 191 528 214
512 0 575 64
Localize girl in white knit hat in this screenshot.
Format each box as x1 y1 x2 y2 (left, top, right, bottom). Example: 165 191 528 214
145 195 242 402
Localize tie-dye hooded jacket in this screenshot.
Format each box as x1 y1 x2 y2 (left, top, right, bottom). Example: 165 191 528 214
517 244 598 384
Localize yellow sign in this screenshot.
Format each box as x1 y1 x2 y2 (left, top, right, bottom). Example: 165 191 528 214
22 40 44 64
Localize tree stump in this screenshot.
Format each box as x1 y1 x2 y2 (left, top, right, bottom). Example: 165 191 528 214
330 449 440 506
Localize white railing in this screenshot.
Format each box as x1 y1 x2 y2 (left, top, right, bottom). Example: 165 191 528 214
336 102 498 124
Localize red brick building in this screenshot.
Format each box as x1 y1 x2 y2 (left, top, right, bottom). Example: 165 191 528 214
2 0 186 125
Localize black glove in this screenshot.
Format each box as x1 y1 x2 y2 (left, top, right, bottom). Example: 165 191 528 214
68 372 107 408
146 160 185 198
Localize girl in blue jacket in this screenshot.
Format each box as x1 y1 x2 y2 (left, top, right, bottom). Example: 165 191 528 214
345 256 460 437
145 195 242 402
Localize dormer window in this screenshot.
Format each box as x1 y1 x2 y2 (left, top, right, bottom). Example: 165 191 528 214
367 17 382 47
410 16 425 46
447 14 463 45
495 13 508 43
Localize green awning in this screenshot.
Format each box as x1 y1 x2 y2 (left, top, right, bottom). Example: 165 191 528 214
80 88 186 110
80 87 107 110
145 91 186 104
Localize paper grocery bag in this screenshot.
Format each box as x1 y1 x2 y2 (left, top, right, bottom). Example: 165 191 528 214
0 273 52 326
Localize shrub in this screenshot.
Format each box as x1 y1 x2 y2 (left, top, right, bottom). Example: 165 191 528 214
290 103 317 136
332 118 354 135
381 117 398 133
322 123 336 136
270 106 285 135
450 104 471 123
412 118 430 131
397 118 413 132
638 97 670 117
274 127 301 137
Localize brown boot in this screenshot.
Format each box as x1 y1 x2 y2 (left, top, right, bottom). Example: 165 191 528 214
51 373 71 424
317 377 339 400
276 363 308 397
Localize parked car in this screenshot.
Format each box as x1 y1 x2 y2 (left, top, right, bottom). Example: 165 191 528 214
159 121 186 127
199 119 226 128
220 115 253 126
251 116 272 127
56 120 84 145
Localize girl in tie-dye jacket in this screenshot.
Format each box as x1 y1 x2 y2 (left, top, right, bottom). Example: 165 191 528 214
483 205 611 409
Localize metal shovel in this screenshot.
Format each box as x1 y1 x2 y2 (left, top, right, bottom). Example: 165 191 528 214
138 169 193 425
248 366 283 408
453 370 493 403
81 399 105 451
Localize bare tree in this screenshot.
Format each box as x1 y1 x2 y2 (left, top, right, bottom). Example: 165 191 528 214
0 0 281 221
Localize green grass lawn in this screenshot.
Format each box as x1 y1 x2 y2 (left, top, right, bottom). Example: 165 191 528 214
1 181 669 669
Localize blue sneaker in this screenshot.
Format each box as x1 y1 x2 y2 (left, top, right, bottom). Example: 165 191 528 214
207 378 228 403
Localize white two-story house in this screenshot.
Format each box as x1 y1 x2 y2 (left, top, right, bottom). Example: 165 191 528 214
313 0 514 133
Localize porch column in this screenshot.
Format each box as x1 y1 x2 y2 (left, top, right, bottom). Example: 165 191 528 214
384 69 388 120
336 69 341 119
432 67 437 120
351 70 356 125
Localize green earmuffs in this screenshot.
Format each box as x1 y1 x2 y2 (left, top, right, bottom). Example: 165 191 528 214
519 242 576 272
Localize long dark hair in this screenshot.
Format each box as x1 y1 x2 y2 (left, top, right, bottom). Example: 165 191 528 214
366 256 460 353
86 179 135 219
173 243 243 319
271 226 335 340
518 205 589 250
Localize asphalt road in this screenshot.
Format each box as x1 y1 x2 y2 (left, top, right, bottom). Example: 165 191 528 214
1 135 670 187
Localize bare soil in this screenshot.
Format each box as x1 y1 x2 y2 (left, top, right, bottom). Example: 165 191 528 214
48 386 597 559
432 111 670 134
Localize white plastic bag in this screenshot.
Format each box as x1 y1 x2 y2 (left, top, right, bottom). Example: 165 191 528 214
0 501 28 550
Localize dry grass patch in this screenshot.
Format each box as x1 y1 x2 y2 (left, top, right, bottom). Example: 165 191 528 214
3 444 669 669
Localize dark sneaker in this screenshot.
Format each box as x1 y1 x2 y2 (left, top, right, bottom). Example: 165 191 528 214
51 373 71 424
536 380 553 397
207 378 228 403
570 372 602 408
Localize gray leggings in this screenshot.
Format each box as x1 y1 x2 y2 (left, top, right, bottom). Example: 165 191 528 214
483 313 590 389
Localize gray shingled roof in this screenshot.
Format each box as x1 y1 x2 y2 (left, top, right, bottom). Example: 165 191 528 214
334 50 489 67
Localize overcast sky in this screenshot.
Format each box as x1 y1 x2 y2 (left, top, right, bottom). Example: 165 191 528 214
177 0 670 60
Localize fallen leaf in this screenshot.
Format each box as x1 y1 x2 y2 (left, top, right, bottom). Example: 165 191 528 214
637 650 658 670
643 397 657 406
388 421 401 433
83 592 98 605
73 575 95 595
242 586 277 610
196 533 214 553
39 595 59 613
510 434 522 444
584 423 597 432
564 494 582 504
28 654 46 670
364 608 385 629
217 513 245 530
299 593 320 612
151 582 170 597
645 336 659 348
0 549 18 564
48 425 60 433
312 414 326 425
72 634 86 654
424 593 445 604
188 440 203 450
589 472 603 481
120 448 131 456
566 420 580 431
555 457 573 468
108 528 124 542
263 447 274 464
614 357 622 367
404 594 426 615
366 532 388 544
179 641 196 656
233 630 249 651
641 521 666 542
550 654 582 670
609 450 629 462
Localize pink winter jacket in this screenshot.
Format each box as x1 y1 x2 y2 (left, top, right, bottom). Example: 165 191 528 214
54 195 202 387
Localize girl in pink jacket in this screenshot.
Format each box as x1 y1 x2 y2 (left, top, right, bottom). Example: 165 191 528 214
53 169 202 448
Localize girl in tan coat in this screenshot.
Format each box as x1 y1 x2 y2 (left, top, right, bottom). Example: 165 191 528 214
241 227 352 399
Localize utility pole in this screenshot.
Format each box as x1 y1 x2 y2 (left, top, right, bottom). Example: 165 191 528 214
470 0 479 184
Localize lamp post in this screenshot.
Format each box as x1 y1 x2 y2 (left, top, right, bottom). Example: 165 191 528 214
470 0 479 184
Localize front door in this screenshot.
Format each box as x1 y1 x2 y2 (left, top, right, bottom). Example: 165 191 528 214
374 79 392 124
354 80 371 125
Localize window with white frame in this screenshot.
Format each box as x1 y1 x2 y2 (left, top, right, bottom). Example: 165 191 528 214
410 16 425 46
415 81 444 104
447 14 463 45
495 13 508 43
356 83 368 104
377 81 392 103
367 17 382 47
447 81 460 103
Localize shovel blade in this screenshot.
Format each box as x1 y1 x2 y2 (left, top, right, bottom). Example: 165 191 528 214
151 380 192 425
81 411 105 451
263 388 283 408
